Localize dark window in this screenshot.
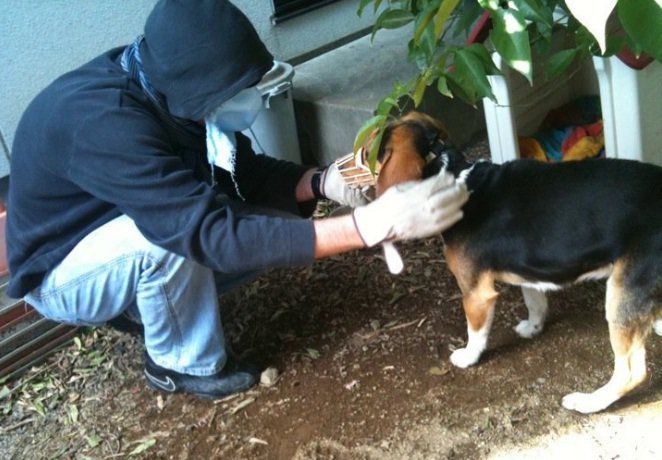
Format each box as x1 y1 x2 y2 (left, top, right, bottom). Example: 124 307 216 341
272 0 341 24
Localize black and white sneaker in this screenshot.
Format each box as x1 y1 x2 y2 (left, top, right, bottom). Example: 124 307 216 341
143 353 258 399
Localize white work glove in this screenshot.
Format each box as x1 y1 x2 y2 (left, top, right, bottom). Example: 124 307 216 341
352 171 468 247
312 163 371 207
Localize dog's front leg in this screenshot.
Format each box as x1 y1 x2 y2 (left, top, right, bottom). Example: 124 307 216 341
450 273 499 368
515 287 548 338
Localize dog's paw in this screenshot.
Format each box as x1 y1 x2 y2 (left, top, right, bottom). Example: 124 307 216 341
450 348 480 368
514 320 543 339
654 320 662 337
561 391 613 414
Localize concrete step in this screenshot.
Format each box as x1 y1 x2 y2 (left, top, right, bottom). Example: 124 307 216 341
292 27 487 166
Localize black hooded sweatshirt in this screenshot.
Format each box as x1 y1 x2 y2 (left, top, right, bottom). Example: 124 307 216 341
6 0 316 298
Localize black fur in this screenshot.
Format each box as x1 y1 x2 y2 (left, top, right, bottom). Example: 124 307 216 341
441 153 662 320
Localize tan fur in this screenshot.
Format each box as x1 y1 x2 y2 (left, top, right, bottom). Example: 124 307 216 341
374 112 450 197
376 126 426 197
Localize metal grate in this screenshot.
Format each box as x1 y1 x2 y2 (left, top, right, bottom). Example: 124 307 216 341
0 197 78 381
0 278 78 380
271 0 341 24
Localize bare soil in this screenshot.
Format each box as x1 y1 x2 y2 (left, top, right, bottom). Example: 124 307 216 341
1 236 660 459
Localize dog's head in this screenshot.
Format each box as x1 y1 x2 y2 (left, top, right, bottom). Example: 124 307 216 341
373 111 470 196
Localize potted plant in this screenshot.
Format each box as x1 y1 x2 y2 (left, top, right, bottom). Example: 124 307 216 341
353 0 662 168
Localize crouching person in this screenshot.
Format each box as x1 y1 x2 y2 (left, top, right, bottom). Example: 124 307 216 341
6 0 467 399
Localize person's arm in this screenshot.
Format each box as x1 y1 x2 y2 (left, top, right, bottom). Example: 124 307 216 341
313 214 365 258
295 168 317 202
312 170 470 259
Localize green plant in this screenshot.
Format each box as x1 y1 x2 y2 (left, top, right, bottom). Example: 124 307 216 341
354 0 662 168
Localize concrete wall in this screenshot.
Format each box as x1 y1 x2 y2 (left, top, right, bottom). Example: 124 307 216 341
0 0 375 177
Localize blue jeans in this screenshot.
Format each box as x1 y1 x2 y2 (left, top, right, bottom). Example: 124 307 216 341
25 215 257 376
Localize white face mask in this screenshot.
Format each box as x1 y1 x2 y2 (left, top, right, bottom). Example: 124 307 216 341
206 86 263 132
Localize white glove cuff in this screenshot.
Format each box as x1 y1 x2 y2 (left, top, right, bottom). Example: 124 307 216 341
352 207 389 247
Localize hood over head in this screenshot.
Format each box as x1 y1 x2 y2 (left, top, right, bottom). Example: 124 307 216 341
139 0 273 120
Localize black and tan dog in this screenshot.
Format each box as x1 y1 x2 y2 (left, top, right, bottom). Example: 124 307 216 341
374 111 662 414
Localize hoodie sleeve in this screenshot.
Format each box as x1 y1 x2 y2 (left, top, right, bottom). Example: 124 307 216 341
215 132 316 216
69 107 316 274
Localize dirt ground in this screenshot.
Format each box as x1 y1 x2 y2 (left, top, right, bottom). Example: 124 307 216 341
1 235 660 459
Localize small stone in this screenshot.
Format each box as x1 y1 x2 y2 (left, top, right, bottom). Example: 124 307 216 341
260 367 279 387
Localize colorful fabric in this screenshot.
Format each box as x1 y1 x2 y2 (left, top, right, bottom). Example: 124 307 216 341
518 96 605 163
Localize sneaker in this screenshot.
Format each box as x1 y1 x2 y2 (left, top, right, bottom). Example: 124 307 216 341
143 353 258 399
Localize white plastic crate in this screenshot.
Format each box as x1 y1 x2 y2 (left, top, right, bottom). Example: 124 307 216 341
483 53 662 166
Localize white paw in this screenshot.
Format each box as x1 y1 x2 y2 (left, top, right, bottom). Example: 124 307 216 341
514 320 543 339
450 348 480 368
561 391 612 414
654 320 662 337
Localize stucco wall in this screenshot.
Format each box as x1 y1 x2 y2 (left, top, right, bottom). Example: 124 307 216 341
0 0 375 177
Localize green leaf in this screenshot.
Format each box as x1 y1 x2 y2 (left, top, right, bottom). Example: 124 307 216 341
453 47 496 101
372 9 415 41
412 75 429 107
510 0 554 37
490 7 533 82
414 6 437 44
478 0 499 10
377 97 398 116
446 71 478 105
409 39 432 70
618 0 662 62
464 43 500 75
419 24 438 64
434 0 462 39
305 348 320 360
437 75 453 98
357 0 373 16
68 404 79 424
367 129 385 173
602 35 626 57
85 433 102 449
544 48 579 79
353 115 386 153
452 2 484 38
129 438 156 456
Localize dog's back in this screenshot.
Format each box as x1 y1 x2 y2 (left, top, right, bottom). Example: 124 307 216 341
445 158 662 288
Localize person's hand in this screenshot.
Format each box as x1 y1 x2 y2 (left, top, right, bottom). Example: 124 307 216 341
352 171 468 247
313 163 371 208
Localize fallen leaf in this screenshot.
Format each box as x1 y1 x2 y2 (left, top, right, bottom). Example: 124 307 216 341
68 404 79 424
344 380 359 390
231 397 256 415
128 438 156 456
428 366 449 376
305 348 320 360
85 433 102 448
248 437 268 445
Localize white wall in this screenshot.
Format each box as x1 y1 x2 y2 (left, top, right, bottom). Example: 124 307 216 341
0 0 375 177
